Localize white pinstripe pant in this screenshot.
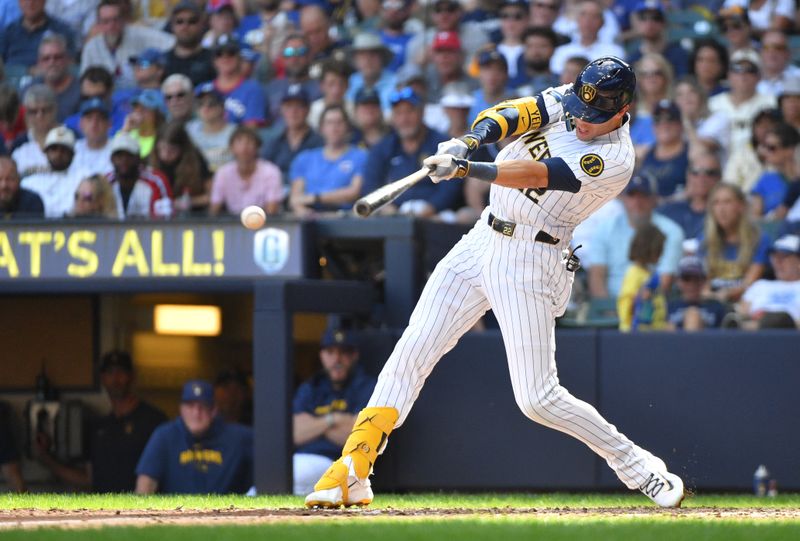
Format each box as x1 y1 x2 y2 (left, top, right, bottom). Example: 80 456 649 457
368 219 660 489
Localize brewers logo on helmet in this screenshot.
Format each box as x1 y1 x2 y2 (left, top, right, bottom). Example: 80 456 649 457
563 56 636 124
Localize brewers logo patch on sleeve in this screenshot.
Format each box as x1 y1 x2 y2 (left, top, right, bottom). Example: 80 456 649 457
580 154 604 177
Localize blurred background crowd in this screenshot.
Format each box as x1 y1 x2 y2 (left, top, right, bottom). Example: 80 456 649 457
0 0 799 330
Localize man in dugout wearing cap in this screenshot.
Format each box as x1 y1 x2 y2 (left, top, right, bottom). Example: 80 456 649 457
292 328 376 496
135 380 253 494
35 350 167 492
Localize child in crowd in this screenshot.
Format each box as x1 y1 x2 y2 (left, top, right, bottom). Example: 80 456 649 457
618 223 668 332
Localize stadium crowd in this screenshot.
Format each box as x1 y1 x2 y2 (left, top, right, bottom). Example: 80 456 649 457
0 0 799 330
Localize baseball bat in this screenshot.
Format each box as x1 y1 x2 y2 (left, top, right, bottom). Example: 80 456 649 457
353 166 433 217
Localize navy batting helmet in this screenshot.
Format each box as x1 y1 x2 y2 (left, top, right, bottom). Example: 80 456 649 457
562 57 636 124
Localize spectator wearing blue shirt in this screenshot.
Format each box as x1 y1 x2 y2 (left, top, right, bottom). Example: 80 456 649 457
136 380 253 494
625 1 689 78
469 50 513 127
293 328 376 496
0 0 75 70
658 153 721 239
379 0 415 72
207 34 266 126
638 100 689 200
362 87 460 217
261 84 324 183
667 255 729 331
698 183 769 303
751 122 800 218
264 34 322 127
587 172 685 299
289 105 367 216
64 66 126 137
346 32 397 114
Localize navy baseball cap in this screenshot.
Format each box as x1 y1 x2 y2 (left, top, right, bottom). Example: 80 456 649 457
652 99 680 122
129 48 165 69
79 97 110 117
477 49 508 71
770 234 800 256
678 255 706 278
194 81 225 102
389 86 422 107
282 83 309 104
213 33 241 53
623 172 658 196
320 328 357 349
355 86 381 105
99 350 133 373
181 380 215 405
172 0 201 16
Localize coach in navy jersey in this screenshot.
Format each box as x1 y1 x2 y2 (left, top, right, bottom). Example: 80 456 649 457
135 380 253 494
292 328 376 496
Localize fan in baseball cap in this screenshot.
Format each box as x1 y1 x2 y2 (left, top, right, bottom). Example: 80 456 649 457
181 379 215 406
44 126 75 151
623 171 658 196
389 86 422 107
129 48 165 69
562 56 636 124
770 234 800 256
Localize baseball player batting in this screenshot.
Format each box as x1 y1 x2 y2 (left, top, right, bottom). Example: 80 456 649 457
305 57 685 509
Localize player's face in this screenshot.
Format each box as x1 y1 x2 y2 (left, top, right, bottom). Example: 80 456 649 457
572 106 629 141
320 346 358 385
180 401 217 436
100 366 133 400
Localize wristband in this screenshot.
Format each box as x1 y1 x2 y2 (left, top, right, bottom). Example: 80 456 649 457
466 161 498 183
458 134 480 154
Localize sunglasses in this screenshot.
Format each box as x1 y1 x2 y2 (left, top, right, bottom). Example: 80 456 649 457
283 45 309 57
500 11 526 21
40 53 66 62
215 47 239 58
639 12 664 23
74 191 94 202
199 97 223 107
762 142 781 152
434 4 458 13
27 106 54 116
532 2 558 10
165 91 188 101
730 63 758 74
690 167 720 176
174 16 200 25
679 274 704 282
721 20 744 31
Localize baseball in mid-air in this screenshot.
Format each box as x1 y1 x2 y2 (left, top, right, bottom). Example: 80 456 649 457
240 205 266 230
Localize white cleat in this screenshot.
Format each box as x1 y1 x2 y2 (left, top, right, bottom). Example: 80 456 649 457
305 456 374 508
639 466 685 508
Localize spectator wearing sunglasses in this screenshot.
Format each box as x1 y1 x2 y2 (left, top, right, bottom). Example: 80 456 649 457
708 49 776 152
530 0 570 46
717 6 755 55
69 173 119 218
206 34 267 126
756 29 800 99
404 0 489 74
161 74 195 124
265 34 322 127
658 152 722 239
750 122 800 219
549 0 624 76
492 0 530 88
111 48 166 119
164 1 217 87
625 1 689 78
721 0 795 38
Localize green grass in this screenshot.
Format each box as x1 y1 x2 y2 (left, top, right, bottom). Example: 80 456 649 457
1 493 798 541
2 492 800 510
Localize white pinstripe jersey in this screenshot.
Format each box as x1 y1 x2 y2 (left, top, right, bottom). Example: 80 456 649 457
490 84 635 242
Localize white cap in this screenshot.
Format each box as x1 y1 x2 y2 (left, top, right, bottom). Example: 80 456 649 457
44 126 75 151
440 92 474 109
110 132 141 156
